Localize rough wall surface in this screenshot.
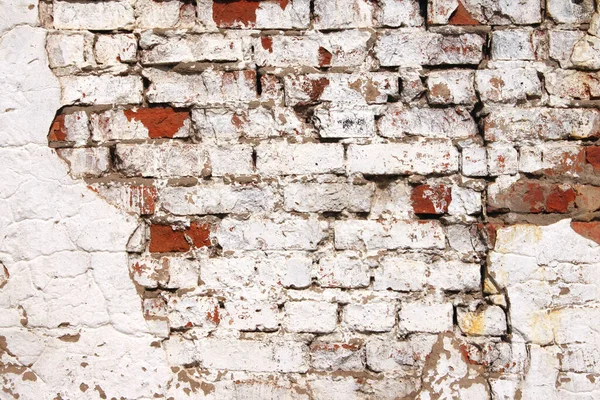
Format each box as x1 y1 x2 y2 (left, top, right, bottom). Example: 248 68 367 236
2 0 600 398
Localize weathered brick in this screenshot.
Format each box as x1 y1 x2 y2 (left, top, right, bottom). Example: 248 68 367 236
378 105 477 139
53 0 135 30
398 302 453 334
427 70 477 105
46 33 91 69
60 75 143 106
166 295 219 329
547 0 594 24
334 220 446 250
376 30 484 67
491 29 546 61
144 68 256 106
160 183 275 215
284 301 338 333
193 107 305 142
284 73 399 106
48 111 89 146
519 142 585 176
343 302 396 332
256 142 344 176
366 335 437 371
457 305 507 336
283 182 374 212
545 70 600 101
462 146 488 177
347 140 460 175
217 217 328 250
56 147 111 177
475 69 542 103
90 184 158 215
91 108 191 141
149 222 211 253
313 0 374 29
211 0 310 29
374 258 481 292
549 30 585 68
575 185 600 212
314 107 375 138
310 342 364 371
376 0 424 27
485 108 600 142
141 33 243 65
255 31 370 68
411 184 452 214
94 34 137 66
225 301 280 331
135 0 195 29
428 0 541 25
488 178 576 214
317 252 371 288
487 144 518 176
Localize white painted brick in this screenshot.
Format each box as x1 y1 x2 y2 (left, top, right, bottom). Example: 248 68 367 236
135 0 194 29
142 298 169 338
94 34 137 65
284 301 338 333
128 256 168 289
314 107 376 138
366 335 437 371
334 220 446 250
376 30 484 67
448 186 482 216
317 252 371 288
378 105 477 139
255 30 370 68
193 107 305 143
208 145 254 176
284 73 399 106
491 29 545 61
545 70 600 101
427 70 477 105
115 142 208 178
343 302 396 332
53 0 135 30
197 339 308 372
398 302 453 334
374 258 480 292
58 111 90 146
399 69 426 102
283 182 374 213
60 75 143 106
347 140 459 175
377 0 423 27
257 142 344 176
310 342 364 371
160 183 275 215
475 69 542 103
46 33 91 69
462 146 488 177
144 68 256 107
487 144 519 176
225 300 280 331
457 305 507 336
217 217 328 251
56 147 110 178
166 295 219 329
141 33 243 65
485 107 600 142
164 257 200 290
313 0 374 29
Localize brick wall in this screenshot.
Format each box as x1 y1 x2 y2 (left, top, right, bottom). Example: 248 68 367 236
3 0 598 397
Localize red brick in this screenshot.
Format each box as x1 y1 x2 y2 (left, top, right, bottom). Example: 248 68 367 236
489 180 576 214
150 222 211 253
571 221 600 245
586 146 600 170
411 184 452 214
123 107 189 139
212 0 289 27
48 114 66 141
129 186 157 215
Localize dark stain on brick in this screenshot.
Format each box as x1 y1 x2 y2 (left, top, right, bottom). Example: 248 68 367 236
123 107 189 139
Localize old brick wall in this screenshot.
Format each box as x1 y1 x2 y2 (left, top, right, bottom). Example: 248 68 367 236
2 0 600 398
